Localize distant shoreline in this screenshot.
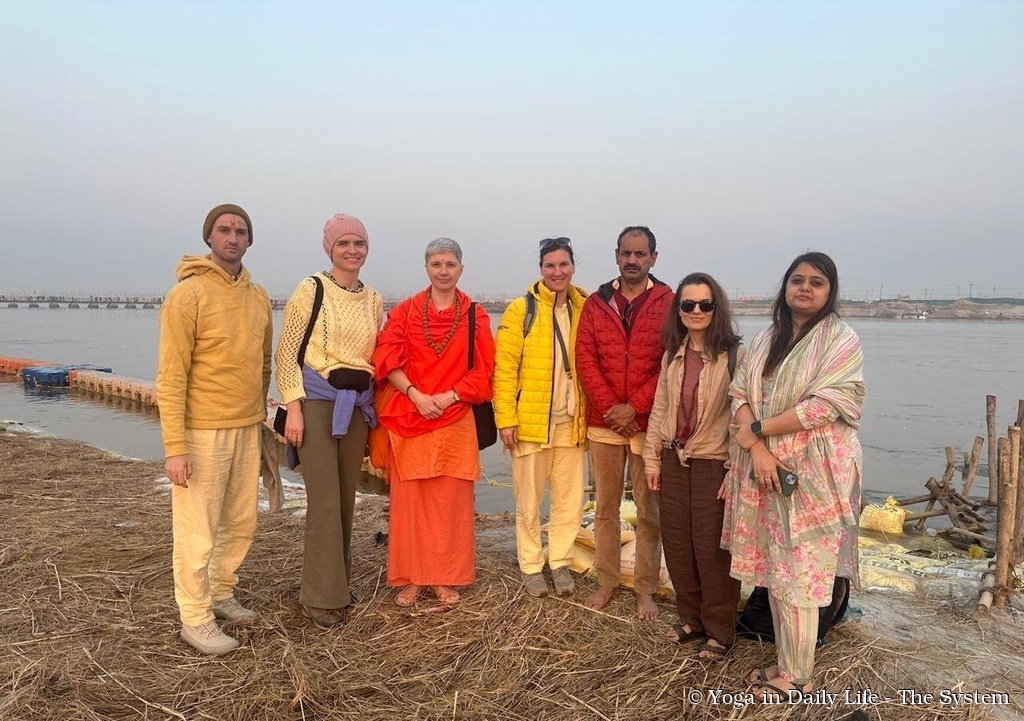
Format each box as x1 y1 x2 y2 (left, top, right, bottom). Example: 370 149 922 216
3 296 1023 320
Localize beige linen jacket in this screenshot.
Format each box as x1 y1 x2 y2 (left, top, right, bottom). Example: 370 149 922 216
642 343 745 476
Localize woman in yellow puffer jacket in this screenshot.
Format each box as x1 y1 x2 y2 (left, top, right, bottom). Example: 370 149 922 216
493 237 588 599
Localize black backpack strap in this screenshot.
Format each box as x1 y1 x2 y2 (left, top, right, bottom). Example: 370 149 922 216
522 291 537 338
468 302 477 371
727 343 738 379
295 275 324 366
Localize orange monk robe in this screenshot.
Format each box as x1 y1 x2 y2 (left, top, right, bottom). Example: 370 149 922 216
372 288 496 587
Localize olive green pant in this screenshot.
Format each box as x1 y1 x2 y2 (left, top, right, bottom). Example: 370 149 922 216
297 400 368 609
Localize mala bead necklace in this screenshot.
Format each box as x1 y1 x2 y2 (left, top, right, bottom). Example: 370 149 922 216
422 288 462 356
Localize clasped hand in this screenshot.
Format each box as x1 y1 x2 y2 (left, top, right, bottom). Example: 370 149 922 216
604 403 638 437
410 387 457 421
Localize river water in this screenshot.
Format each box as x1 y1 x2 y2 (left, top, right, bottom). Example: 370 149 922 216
2 308 1022 513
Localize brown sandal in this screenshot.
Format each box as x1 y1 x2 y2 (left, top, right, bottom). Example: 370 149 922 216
751 677 812 703
395 585 422 607
432 585 460 604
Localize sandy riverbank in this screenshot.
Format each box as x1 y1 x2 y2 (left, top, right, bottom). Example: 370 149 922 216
1 427 1020 720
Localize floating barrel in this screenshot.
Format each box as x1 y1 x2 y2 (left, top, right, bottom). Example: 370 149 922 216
23 367 71 387
70 371 158 407
0 356 53 376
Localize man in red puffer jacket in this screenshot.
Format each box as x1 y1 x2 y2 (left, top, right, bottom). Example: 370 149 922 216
576 226 674 620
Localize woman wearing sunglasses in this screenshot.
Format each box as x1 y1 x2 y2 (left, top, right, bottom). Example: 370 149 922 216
723 252 864 700
493 237 589 599
643 272 742 661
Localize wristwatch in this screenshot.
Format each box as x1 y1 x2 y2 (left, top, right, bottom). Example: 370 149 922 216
750 420 765 438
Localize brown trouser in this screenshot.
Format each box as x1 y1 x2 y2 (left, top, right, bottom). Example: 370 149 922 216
590 441 661 594
659 451 739 647
297 400 368 610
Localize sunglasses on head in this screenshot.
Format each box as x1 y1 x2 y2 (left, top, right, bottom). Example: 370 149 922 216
679 299 716 313
539 237 572 249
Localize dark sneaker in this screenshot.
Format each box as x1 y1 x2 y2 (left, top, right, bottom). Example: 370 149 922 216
522 572 550 598
551 566 575 597
302 605 346 629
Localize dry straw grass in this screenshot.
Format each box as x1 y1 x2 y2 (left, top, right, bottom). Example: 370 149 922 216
0 430 1001 720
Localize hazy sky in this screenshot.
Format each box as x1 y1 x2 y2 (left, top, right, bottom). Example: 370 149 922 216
2 1 1022 301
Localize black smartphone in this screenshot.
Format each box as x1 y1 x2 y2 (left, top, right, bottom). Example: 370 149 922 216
749 467 799 495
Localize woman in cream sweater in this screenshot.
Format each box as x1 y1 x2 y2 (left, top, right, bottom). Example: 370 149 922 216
276 213 383 630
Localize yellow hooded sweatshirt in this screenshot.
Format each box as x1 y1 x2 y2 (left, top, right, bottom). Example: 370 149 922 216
156 255 273 457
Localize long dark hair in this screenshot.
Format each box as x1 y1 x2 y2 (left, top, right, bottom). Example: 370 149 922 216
661 272 740 359
763 251 840 376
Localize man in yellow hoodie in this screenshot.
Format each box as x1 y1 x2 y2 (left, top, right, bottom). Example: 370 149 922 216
157 204 273 655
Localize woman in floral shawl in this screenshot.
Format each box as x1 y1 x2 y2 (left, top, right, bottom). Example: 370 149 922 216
724 252 864 700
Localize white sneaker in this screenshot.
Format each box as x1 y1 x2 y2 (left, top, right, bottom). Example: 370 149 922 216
212 597 259 624
180 620 240 655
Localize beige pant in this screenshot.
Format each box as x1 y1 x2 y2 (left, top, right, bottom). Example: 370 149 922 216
590 440 661 593
769 595 818 685
172 424 260 626
511 421 585 574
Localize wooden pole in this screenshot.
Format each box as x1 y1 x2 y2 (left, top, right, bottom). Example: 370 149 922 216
1013 421 1024 565
987 395 998 504
948 527 996 545
1011 426 1021 495
917 477 941 531
977 561 997 614
994 438 1014 608
961 436 985 498
943 447 957 485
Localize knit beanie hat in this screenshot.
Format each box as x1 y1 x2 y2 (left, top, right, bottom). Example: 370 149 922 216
203 204 253 246
323 213 368 257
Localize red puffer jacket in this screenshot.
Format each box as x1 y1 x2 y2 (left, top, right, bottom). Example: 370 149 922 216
575 277 674 431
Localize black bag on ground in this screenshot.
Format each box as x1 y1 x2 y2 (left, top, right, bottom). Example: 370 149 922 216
467 303 498 450
273 276 324 437
736 576 851 646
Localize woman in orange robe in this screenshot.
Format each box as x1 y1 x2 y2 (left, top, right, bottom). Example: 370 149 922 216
372 238 495 607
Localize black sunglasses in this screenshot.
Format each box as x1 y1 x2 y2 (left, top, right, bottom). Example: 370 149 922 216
679 299 716 313
539 237 572 249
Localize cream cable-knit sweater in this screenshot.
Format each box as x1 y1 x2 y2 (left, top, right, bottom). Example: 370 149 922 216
275 272 383 404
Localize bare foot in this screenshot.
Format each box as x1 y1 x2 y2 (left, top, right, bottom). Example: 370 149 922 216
584 585 617 610
636 593 659 621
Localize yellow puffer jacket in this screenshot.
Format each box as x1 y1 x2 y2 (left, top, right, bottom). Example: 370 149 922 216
493 281 589 445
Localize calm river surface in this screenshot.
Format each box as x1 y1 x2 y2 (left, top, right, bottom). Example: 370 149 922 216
2 308 1022 513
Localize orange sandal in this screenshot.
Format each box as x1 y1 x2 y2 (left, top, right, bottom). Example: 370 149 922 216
432 585 460 604
395 585 422 607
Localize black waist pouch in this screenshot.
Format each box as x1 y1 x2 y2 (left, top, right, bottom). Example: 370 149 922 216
327 368 372 392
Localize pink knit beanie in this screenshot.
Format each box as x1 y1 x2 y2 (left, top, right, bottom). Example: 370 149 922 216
323 213 368 257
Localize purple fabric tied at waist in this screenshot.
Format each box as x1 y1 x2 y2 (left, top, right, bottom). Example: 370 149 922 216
286 365 377 470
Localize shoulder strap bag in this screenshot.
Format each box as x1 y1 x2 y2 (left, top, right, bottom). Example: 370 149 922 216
273 275 325 436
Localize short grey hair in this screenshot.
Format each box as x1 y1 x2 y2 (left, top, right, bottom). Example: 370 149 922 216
424 237 463 264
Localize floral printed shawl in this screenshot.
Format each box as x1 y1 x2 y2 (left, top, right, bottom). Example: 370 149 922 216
722 314 865 558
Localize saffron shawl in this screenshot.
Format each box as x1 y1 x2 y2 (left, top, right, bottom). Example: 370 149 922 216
722 314 865 594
